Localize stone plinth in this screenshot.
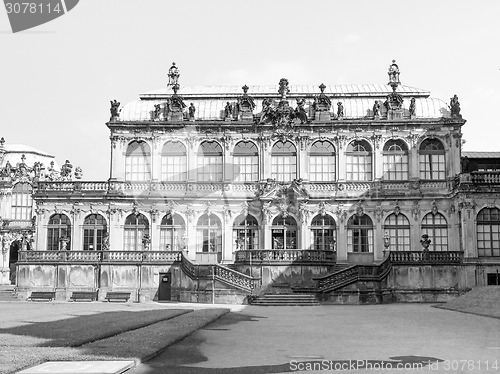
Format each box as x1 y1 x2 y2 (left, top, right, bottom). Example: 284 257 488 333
388 109 404 120
239 112 253 121
168 112 184 121
315 111 331 121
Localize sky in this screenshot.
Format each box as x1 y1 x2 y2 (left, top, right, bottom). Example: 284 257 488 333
1 0 500 180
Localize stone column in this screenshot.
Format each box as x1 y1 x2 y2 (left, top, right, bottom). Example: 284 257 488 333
337 218 348 262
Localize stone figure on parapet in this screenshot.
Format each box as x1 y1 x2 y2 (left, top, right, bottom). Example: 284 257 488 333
337 102 344 118
294 98 308 124
60 160 73 180
373 100 381 117
449 94 461 117
237 84 256 120
224 102 233 119
189 103 196 119
110 100 120 120
153 104 161 120
409 97 416 117
167 62 180 87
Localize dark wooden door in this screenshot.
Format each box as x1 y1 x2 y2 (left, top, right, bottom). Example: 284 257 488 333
158 273 171 301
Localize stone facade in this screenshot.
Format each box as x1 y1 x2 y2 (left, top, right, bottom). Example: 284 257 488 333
6 62 500 303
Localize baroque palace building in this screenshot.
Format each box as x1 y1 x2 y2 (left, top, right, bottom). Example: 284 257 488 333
2 61 500 303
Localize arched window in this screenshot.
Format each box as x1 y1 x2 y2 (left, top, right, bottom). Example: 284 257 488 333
160 213 185 251
346 140 372 181
197 141 223 182
233 141 259 182
83 214 107 251
477 208 500 257
47 214 71 251
11 183 33 221
233 214 259 251
124 213 149 251
125 141 152 181
310 214 336 251
384 213 411 251
419 139 445 180
309 140 336 182
421 213 448 251
271 216 297 250
161 141 187 181
383 139 409 181
347 214 373 253
271 141 297 182
197 214 222 254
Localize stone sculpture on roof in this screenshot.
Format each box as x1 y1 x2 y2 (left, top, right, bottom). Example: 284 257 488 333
409 97 416 118
313 83 332 121
449 94 461 118
109 100 120 121
294 98 308 124
337 102 344 119
237 84 256 121
167 62 180 87
385 59 404 119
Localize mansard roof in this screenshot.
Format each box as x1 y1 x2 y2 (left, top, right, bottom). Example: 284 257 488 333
118 84 451 122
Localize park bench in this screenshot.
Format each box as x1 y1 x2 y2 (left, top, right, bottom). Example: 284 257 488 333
27 291 56 302
104 291 131 302
70 291 98 302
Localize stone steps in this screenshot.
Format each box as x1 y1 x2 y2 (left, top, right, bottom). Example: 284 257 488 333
0 285 18 301
250 293 319 306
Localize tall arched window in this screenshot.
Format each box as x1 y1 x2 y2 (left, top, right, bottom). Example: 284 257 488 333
124 213 149 251
197 141 223 182
161 141 187 181
271 141 297 182
47 214 71 251
11 183 33 221
421 213 448 251
477 208 500 257
346 140 372 181
384 213 410 251
125 141 152 181
233 214 259 251
83 214 107 251
383 139 409 180
309 140 336 182
160 213 185 251
271 216 297 250
419 139 445 180
347 214 373 253
196 214 222 254
233 141 259 182
310 214 336 251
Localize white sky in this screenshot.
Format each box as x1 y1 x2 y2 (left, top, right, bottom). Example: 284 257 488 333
1 0 500 180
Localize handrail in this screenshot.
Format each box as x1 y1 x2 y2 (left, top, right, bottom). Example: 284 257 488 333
316 254 392 293
180 252 261 292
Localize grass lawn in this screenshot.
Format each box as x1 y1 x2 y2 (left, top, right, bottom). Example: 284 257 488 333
0 303 229 374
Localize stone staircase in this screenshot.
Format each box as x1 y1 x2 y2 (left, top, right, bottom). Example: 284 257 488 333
250 293 319 306
0 285 18 301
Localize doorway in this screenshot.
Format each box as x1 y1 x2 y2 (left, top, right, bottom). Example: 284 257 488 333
9 241 19 285
158 272 172 301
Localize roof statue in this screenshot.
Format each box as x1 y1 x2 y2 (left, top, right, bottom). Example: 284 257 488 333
237 84 256 121
278 78 290 100
167 62 180 87
387 59 400 86
449 94 461 118
294 98 308 124
337 102 344 119
384 59 404 116
409 97 416 117
109 99 120 120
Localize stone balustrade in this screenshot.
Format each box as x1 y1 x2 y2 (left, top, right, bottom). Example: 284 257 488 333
390 251 463 264
235 249 335 264
18 250 182 263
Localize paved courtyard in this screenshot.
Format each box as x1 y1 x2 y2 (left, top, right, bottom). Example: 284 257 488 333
130 304 500 374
